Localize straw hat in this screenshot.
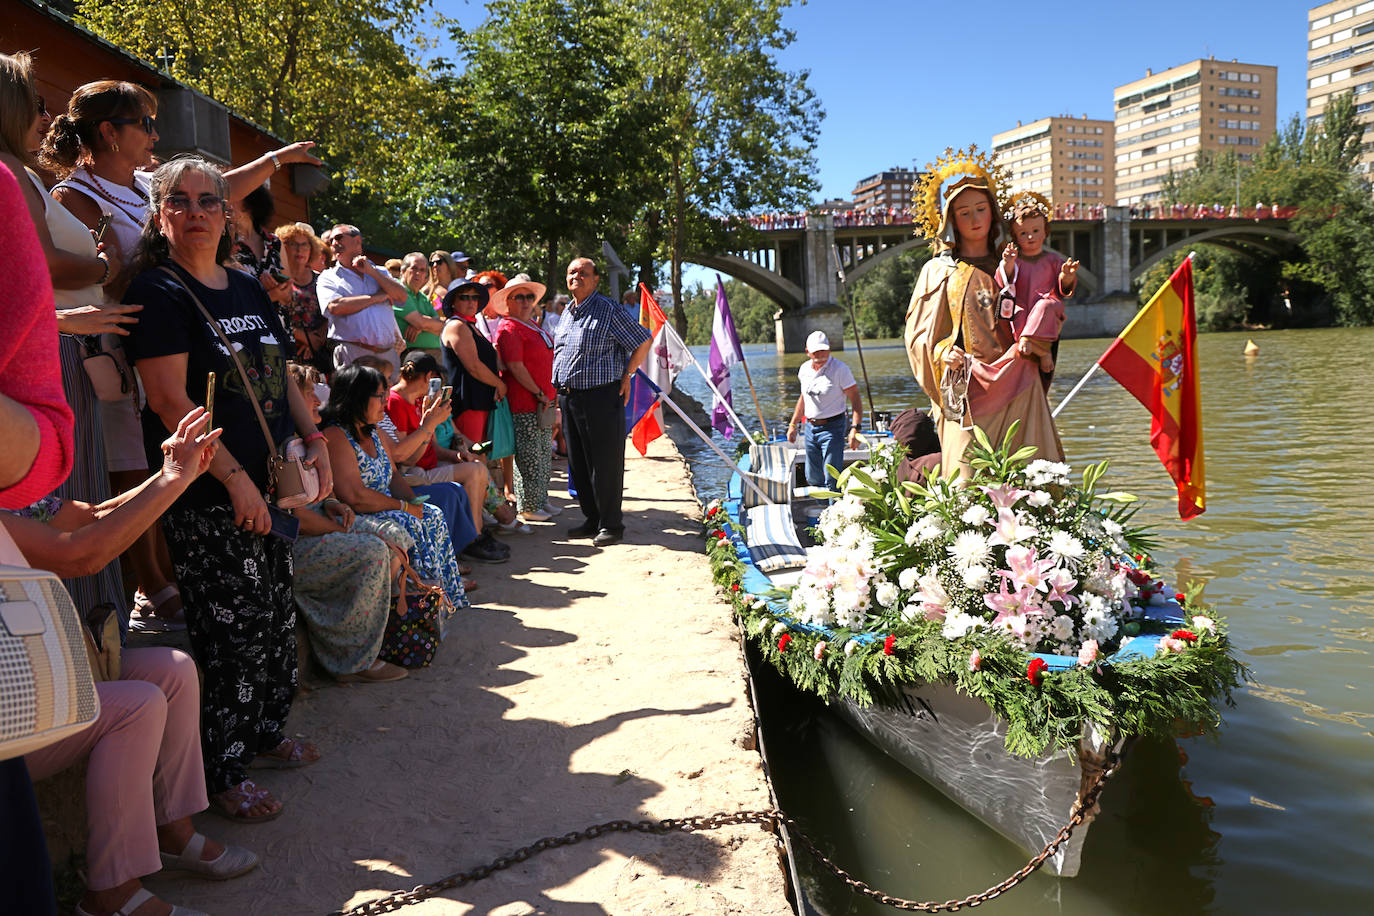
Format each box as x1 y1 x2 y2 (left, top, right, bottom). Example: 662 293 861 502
488 273 548 317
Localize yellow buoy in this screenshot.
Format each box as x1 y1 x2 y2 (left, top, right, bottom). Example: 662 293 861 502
1243 339 1260 356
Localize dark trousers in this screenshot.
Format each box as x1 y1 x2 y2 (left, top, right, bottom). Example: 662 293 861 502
0 759 56 915
560 382 627 533
162 506 297 795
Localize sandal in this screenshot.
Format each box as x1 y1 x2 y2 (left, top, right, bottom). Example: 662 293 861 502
209 779 283 823
249 736 321 770
459 562 473 576
75 887 210 916
131 585 186 631
462 575 478 592
159 831 259 880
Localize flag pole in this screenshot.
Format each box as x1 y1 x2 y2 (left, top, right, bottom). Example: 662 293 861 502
738 358 769 439
832 245 876 421
1054 251 1196 420
653 384 774 505
663 322 754 437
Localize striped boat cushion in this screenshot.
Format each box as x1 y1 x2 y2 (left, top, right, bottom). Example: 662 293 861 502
742 444 798 508
745 504 807 572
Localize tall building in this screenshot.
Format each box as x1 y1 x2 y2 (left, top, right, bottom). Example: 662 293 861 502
1113 58 1277 205
991 115 1115 212
1307 1 1374 174
851 167 917 212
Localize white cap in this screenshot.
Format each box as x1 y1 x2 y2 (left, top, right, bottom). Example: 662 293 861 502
805 331 830 353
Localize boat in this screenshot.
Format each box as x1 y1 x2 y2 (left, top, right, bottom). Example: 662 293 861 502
709 434 1239 878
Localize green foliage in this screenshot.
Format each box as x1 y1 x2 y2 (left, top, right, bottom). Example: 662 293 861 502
681 278 778 345
844 247 930 338
74 0 450 252
1157 91 1374 327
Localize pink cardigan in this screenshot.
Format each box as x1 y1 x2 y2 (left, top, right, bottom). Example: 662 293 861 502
0 162 73 508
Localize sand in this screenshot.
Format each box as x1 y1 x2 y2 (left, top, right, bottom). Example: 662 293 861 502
145 437 793 915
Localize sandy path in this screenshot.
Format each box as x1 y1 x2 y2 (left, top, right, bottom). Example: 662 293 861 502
147 437 792 915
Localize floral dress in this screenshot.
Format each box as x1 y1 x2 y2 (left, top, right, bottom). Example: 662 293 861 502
344 428 468 626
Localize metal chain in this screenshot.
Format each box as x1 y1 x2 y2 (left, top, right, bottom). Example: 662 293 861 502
329 750 1121 916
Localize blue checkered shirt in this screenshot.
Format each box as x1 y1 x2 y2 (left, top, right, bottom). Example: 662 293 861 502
551 291 651 389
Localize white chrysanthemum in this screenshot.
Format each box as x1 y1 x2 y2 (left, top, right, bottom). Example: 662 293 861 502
898 566 920 590
1050 614 1076 641
875 580 899 609
961 504 992 526
869 464 888 482
1102 518 1123 537
1026 490 1052 508
916 515 945 542
947 530 991 568
1046 530 1086 568
899 602 921 622
961 563 990 590
941 611 985 640
903 521 923 545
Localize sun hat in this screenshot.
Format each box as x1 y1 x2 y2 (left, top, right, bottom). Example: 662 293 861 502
488 273 548 317
451 251 469 263
441 280 490 318
805 330 831 353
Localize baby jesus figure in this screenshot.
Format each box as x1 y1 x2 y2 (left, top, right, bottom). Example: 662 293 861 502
994 194 1079 375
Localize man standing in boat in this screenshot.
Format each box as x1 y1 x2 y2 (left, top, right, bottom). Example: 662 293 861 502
786 331 863 488
551 257 652 547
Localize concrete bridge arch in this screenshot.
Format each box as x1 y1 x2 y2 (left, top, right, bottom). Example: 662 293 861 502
1131 225 1302 282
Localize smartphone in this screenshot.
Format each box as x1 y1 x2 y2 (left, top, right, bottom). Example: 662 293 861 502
93 212 113 243
469 439 493 455
441 386 452 402
268 267 289 284
267 505 301 542
204 371 216 430
427 378 442 399
407 495 430 505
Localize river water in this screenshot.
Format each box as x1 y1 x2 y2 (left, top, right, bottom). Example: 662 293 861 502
666 328 1374 914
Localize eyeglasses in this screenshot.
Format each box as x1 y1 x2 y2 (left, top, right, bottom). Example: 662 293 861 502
340 229 361 238
454 293 480 301
429 259 444 267
510 293 536 302
164 192 225 214
37 96 48 117
107 115 157 134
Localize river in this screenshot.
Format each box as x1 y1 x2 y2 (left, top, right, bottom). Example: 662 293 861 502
665 327 1374 914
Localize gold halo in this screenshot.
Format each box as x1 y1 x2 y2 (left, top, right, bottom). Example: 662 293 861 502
910 145 1011 242
1007 190 1054 221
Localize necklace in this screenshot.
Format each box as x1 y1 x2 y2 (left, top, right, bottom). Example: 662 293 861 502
73 167 147 224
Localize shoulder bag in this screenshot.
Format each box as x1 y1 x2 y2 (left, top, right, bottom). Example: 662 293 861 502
80 333 137 403
378 551 450 669
158 266 318 509
0 520 100 761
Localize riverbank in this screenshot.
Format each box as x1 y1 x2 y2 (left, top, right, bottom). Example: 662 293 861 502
143 440 792 915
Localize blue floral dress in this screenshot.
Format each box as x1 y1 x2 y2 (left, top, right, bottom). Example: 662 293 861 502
344 428 468 625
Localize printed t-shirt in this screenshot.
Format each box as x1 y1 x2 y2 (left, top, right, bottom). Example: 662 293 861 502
385 389 437 469
394 288 443 349
124 263 295 509
494 317 555 414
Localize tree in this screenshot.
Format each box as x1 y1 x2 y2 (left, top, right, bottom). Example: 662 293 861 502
73 0 450 250
628 0 822 336
846 248 931 339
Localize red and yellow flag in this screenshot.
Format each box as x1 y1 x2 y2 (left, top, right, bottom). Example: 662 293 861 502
629 284 671 455
1097 256 1206 519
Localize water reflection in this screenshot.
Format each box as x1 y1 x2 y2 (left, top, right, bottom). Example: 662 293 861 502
670 328 1374 914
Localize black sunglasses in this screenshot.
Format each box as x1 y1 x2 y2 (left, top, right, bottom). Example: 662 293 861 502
429 259 443 267
107 115 157 134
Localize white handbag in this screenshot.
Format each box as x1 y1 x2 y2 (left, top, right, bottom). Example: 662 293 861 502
0 519 100 761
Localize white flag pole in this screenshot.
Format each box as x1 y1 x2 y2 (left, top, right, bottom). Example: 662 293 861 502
656 387 773 505
1051 363 1101 418
661 322 754 438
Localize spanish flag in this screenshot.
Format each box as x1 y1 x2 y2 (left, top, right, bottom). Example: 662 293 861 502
628 284 671 455
1098 255 1205 518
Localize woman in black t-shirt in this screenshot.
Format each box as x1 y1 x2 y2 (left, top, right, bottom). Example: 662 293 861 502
124 156 333 823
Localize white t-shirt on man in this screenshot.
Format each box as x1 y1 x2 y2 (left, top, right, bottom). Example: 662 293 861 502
798 357 857 421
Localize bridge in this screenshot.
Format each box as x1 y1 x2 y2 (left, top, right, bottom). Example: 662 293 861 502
692 207 1298 351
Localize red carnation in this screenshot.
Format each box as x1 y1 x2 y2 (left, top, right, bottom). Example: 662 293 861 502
730 583 741 592
1126 568 1151 586
716 531 727 540
1174 592 1186 602
778 634 792 652
1027 657 1048 687
883 633 896 656
1170 629 1199 642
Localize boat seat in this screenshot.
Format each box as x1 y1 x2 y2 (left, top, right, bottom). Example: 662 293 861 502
741 443 800 508
744 503 807 573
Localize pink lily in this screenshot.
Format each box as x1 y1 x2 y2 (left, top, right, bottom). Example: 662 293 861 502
979 483 1032 510
988 507 1038 547
983 577 1041 621
1003 545 1054 593
918 572 949 621
1043 567 1078 607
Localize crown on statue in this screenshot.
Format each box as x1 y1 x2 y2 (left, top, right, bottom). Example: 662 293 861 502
911 145 1011 241
1006 190 1054 223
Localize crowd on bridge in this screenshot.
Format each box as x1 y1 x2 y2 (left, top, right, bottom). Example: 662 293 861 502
1 58 663 916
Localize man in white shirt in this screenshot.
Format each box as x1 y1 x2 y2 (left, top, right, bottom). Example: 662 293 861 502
318 224 409 378
785 331 863 488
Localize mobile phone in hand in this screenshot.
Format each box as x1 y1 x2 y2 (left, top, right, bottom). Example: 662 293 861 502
267 505 301 542
205 371 216 430
428 378 442 399
268 267 289 284
93 212 113 243
469 440 493 455
408 495 430 505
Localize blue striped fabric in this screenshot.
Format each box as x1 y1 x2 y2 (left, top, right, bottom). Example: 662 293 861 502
745 504 807 572
742 443 799 508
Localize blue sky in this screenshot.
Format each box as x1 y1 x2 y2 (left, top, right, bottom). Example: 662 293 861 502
432 1 1313 282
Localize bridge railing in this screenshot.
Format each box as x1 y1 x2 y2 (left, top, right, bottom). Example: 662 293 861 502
722 205 1297 230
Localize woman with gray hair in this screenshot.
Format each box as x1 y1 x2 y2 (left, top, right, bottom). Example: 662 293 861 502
122 156 334 823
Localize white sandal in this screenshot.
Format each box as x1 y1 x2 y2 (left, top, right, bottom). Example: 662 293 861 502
74 886 211 916
159 831 259 880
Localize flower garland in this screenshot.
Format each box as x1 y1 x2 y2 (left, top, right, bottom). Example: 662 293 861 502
703 429 1248 758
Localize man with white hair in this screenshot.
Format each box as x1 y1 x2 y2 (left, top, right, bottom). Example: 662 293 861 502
317 224 408 377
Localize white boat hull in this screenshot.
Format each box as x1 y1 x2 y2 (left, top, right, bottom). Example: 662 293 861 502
833 680 1114 877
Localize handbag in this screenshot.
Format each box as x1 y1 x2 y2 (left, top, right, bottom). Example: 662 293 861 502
159 267 319 509
0 520 100 761
536 401 557 430
80 333 136 403
486 398 516 460
378 555 448 669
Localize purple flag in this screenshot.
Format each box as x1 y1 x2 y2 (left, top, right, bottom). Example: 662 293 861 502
707 276 744 438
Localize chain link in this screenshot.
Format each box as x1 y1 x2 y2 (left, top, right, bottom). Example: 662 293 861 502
329 751 1121 916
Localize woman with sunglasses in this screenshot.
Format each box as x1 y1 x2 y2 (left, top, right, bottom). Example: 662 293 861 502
423 250 460 308
491 275 558 521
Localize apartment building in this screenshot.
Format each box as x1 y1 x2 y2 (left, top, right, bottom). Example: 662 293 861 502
1307 0 1374 173
1113 58 1277 205
991 115 1115 211
851 167 917 212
